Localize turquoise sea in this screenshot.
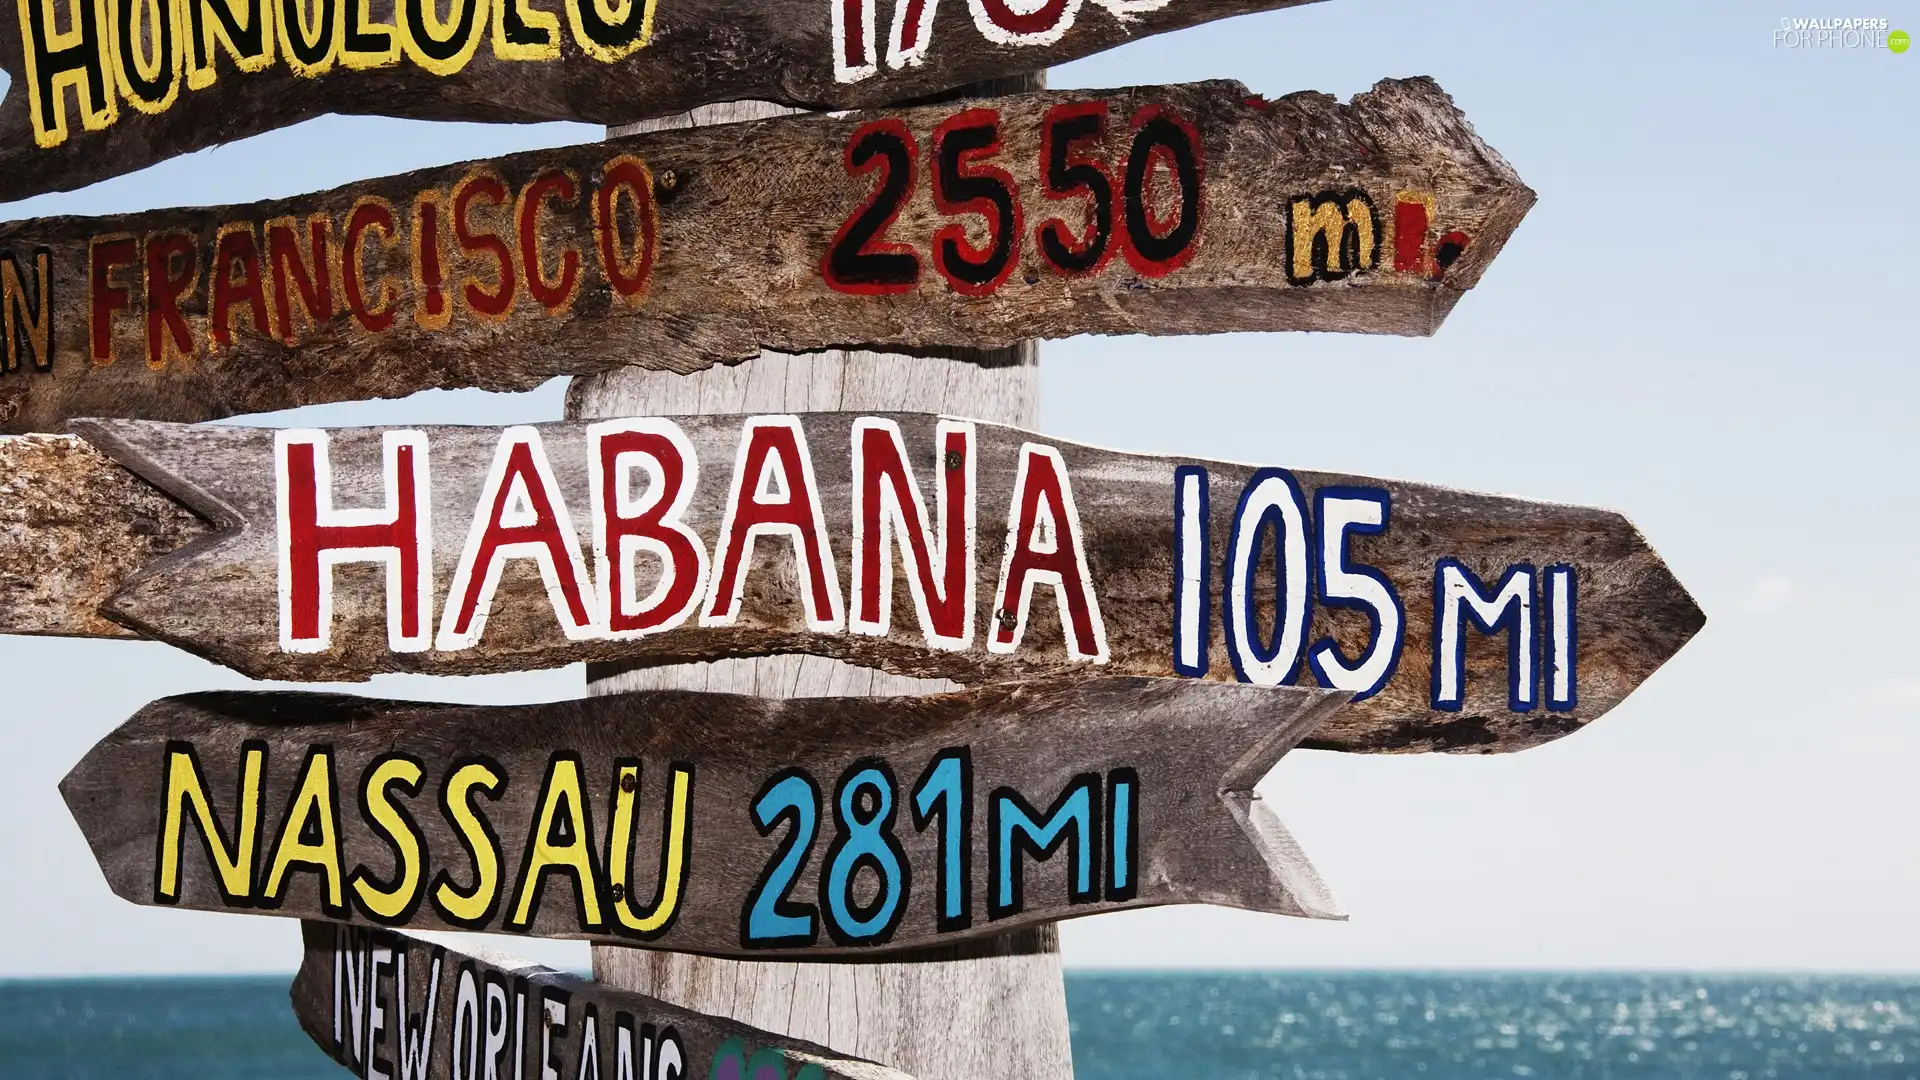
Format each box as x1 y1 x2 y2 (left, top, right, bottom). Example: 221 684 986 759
1 972 1916 1080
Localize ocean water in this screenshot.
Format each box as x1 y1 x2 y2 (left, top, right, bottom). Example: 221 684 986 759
1 972 1916 1080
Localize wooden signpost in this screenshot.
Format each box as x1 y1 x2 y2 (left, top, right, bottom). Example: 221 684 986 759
290 922 914 1080
62 675 1347 952
1 411 1699 753
0 0 1336 201
0 0 1700 1064
0 78 1532 435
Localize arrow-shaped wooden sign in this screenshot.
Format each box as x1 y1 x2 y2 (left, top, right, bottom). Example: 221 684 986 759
63 677 1346 953
292 922 912 1080
0 78 1531 434
3 411 1700 754
0 0 1334 202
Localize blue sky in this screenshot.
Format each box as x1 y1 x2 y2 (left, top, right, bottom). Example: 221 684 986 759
0 0 1915 975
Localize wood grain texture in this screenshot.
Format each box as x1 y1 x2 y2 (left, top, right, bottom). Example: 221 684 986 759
290 922 915 1080
32 410 1703 754
0 433 205 638
60 676 1347 952
0 0 1334 200
0 78 1530 434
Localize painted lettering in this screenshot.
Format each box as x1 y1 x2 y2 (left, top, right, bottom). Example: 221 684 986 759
1104 768 1135 901
1545 563 1577 711
267 214 335 344
987 442 1107 663
454 170 516 322
824 99 1201 294
589 418 707 638
820 118 920 295
702 416 845 633
351 754 429 924
73 158 667 371
744 746 1134 947
1035 100 1113 276
1431 559 1535 712
398 0 487 74
929 107 1020 296
605 760 691 939
848 416 975 650
343 197 400 333
988 773 1097 918
438 426 598 649
1285 189 1378 285
16 0 657 148
432 759 505 928
368 941 396 1080
155 738 263 904
148 744 701 945
88 235 136 365
18 0 117 148
1223 467 1311 687
342 0 400 68
261 745 349 917
1170 465 1208 677
509 754 605 932
591 155 657 304
113 0 183 113
1306 486 1401 701
276 428 434 653
209 221 269 348
517 169 582 314
1 248 55 374
280 0 342 74
143 230 196 368
451 963 481 1080
834 0 1108 81
185 0 272 91
565 0 650 62
1120 104 1202 276
492 0 558 61
397 946 443 1080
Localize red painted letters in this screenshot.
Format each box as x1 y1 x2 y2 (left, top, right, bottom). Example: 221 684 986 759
703 417 845 632
276 430 434 653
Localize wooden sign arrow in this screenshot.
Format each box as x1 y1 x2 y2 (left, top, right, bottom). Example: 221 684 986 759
0 0 1334 202
0 78 1531 434
62 677 1347 953
291 922 913 1080
4 411 1700 754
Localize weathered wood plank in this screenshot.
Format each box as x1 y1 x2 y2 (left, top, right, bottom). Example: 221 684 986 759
290 922 914 1080
11 411 1703 753
61 676 1347 952
0 78 1530 434
0 433 205 638
80 411 1702 752
0 0 1336 200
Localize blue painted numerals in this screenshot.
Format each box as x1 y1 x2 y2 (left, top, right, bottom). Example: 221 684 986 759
820 762 909 946
742 771 820 948
910 749 972 932
740 751 1138 948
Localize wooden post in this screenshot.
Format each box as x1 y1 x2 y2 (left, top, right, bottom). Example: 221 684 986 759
573 84 1072 1079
